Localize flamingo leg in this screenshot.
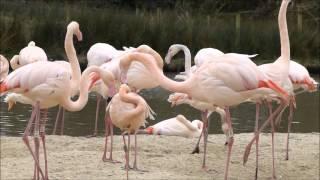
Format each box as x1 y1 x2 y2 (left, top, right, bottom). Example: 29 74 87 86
286 100 294 160
224 107 234 180
243 103 287 167
201 110 209 170
40 109 48 180
34 104 41 180
93 94 102 136
254 103 260 180
60 107 65 135
102 114 110 162
102 114 120 163
267 102 276 179
22 103 44 179
52 106 62 135
191 120 203 154
133 132 138 170
122 132 129 180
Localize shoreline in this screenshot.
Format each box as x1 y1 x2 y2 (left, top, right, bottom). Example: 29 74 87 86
1 133 319 180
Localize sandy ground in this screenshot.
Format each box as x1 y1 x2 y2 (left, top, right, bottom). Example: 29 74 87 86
1 133 319 180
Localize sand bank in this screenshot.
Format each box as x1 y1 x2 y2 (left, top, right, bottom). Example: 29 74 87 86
1 133 319 180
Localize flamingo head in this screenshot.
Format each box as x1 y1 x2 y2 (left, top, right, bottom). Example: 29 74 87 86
167 92 189 107
67 21 82 41
165 44 182 64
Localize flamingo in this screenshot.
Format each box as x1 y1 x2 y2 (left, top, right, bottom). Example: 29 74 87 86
86 43 129 136
0 21 115 180
105 84 155 179
10 41 48 70
243 1 292 179
168 92 229 151
142 114 203 138
0 55 9 82
100 44 163 162
118 51 289 179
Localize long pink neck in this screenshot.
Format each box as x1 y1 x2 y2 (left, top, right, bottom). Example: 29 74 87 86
136 45 164 68
121 53 191 94
278 0 290 62
64 27 81 92
0 55 9 79
119 86 144 118
62 66 113 112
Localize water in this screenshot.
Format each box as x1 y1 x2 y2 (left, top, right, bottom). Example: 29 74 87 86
0 74 319 137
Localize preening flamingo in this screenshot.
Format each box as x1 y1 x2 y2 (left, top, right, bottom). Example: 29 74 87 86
105 84 155 179
86 42 129 136
143 114 203 138
0 21 116 180
10 41 48 70
0 55 9 82
243 1 292 179
119 51 289 180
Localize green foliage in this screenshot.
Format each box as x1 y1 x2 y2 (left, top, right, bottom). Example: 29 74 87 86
0 0 319 68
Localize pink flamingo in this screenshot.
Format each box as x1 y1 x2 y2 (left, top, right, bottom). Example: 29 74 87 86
118 51 289 180
10 41 48 70
143 114 203 138
86 43 128 136
0 55 9 82
101 44 162 162
0 21 115 180
243 1 292 179
106 84 155 179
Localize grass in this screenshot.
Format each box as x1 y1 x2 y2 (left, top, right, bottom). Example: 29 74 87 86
0 1 319 71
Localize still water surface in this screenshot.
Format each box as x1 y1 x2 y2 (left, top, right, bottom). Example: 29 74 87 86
0 74 319 137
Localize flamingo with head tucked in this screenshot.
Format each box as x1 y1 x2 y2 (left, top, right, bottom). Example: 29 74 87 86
118 51 289 180
0 55 9 82
10 41 48 70
106 84 155 179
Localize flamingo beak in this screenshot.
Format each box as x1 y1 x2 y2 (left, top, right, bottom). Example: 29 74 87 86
76 30 83 41
8 101 15 111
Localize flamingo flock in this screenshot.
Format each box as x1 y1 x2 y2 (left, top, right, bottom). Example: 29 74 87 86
0 0 319 179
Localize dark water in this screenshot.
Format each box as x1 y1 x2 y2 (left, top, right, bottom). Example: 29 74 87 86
0 74 319 137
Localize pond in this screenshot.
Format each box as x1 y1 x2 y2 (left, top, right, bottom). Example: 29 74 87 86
0 73 319 137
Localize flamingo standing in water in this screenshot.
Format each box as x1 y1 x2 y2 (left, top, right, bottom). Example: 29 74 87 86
106 84 155 179
118 51 289 180
0 55 9 82
0 21 115 180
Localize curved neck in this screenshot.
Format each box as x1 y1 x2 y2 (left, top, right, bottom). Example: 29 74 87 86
62 66 114 112
177 45 192 74
121 53 191 94
278 0 290 61
119 87 145 117
1 56 9 75
10 55 20 70
64 27 81 91
136 45 164 68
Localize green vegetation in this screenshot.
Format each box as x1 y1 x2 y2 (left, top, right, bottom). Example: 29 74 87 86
0 0 319 70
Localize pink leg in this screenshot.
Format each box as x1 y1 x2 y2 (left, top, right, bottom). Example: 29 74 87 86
60 108 65 135
191 120 203 154
34 104 41 180
52 106 62 135
224 107 234 180
201 111 209 170
133 132 138 170
122 132 130 180
93 95 102 136
243 103 286 166
40 109 48 180
286 100 294 160
254 103 260 180
22 104 45 180
102 114 110 162
267 102 276 179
